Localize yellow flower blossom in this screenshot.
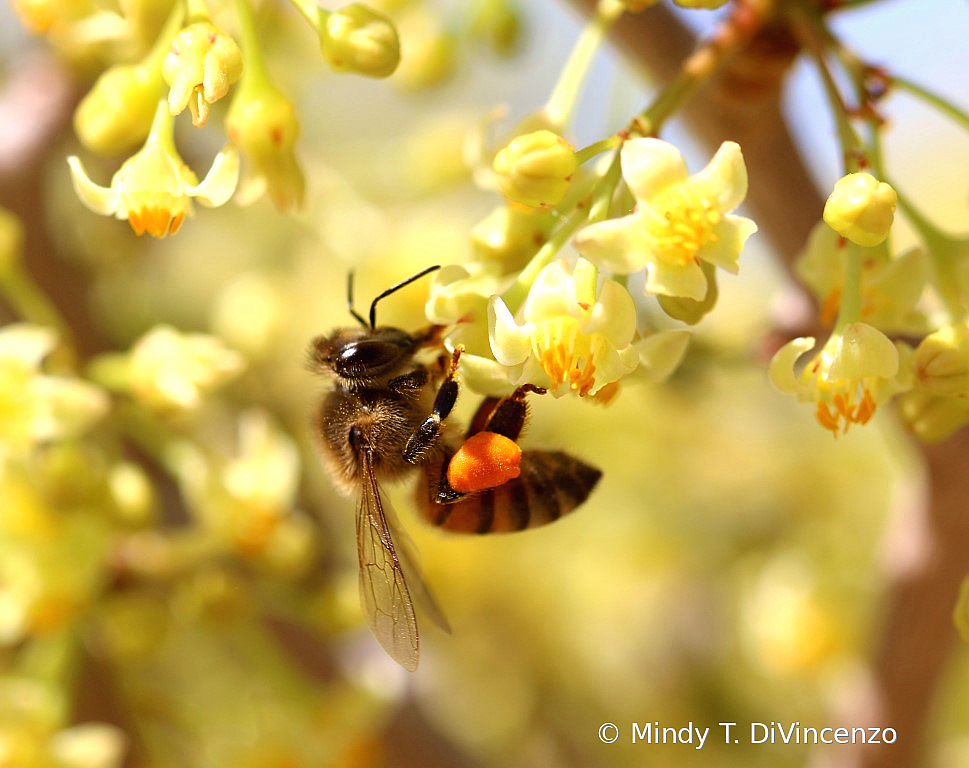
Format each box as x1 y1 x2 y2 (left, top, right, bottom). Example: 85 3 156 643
769 322 900 435
575 138 757 300
68 101 239 238
489 257 638 398
0 324 107 458
226 75 304 212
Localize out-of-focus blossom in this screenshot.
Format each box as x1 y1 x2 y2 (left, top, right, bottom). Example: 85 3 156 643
226 72 304 211
128 325 244 411
575 138 757 301
795 222 927 332
319 3 401 78
0 324 107 458
0 678 126 768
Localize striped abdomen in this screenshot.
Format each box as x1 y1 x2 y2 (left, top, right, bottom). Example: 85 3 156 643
417 450 601 534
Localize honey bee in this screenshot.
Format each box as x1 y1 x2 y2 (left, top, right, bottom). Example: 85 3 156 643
309 266 601 670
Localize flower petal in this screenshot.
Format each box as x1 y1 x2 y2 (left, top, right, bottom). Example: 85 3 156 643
620 138 688 202
67 156 121 216
0 324 57 368
768 336 816 393
697 214 758 273
645 257 707 300
690 141 748 212
574 214 647 274
189 145 240 207
635 329 691 383
827 322 898 381
488 296 532 366
583 278 636 344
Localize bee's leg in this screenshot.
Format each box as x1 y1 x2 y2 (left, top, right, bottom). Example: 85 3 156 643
431 384 548 505
402 348 462 465
465 384 547 439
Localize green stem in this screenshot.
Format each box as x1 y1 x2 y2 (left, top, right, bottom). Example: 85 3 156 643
286 0 328 29
789 9 866 172
185 0 210 23
145 1 186 72
892 75 969 134
628 0 766 136
833 241 862 332
896 189 966 323
235 0 273 91
544 0 623 130
501 205 592 311
501 150 622 312
574 134 622 166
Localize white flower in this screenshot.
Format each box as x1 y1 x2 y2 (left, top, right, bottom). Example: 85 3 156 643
575 138 757 300
489 257 638 397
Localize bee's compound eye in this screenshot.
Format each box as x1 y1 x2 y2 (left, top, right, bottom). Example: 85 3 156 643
337 339 406 377
447 432 522 493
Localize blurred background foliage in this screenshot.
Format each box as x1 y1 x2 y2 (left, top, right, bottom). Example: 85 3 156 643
1 1 968 767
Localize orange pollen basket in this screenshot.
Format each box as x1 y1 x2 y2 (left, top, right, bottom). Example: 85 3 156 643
447 432 523 493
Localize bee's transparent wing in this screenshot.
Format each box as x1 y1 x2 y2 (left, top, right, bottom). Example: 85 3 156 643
356 450 420 671
394 519 452 636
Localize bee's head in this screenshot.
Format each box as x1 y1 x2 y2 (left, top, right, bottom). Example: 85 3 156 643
310 265 441 385
309 327 419 384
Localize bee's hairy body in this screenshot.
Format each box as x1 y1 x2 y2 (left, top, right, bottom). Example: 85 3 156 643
309 274 601 669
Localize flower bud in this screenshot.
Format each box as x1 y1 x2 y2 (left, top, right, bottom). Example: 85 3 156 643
163 21 242 127
74 63 163 155
911 324 969 397
320 3 401 79
128 325 244 411
226 81 304 211
823 172 897 247
493 130 577 208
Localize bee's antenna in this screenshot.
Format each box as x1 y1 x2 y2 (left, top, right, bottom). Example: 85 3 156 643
368 265 441 330
347 271 369 329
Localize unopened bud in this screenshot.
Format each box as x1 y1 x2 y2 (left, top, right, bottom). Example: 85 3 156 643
493 130 577 208
320 4 401 79
823 172 897 247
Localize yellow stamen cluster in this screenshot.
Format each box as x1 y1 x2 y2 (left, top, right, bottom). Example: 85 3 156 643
645 187 721 266
814 381 877 435
533 317 597 396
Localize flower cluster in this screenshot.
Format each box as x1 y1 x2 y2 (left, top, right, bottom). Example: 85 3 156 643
33 0 403 236
430 133 754 404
